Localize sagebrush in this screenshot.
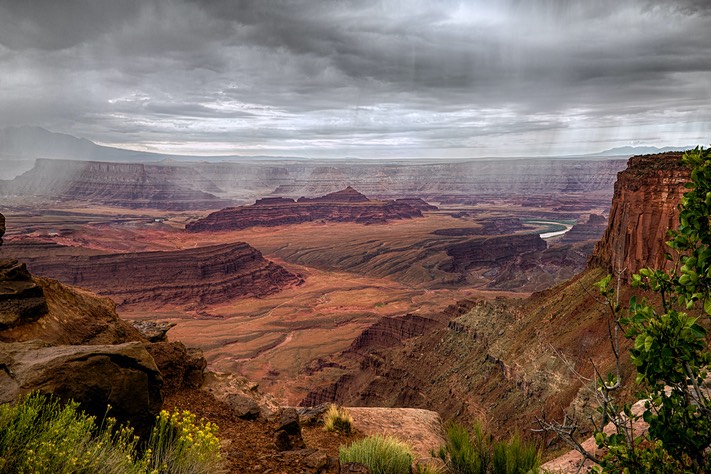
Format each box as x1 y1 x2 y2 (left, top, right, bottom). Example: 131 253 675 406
340 434 413 474
0 392 222 474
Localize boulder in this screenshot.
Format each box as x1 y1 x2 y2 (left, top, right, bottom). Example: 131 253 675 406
144 341 206 395
132 320 176 342
0 258 48 329
340 463 371 473
0 341 163 437
225 392 261 420
273 407 306 451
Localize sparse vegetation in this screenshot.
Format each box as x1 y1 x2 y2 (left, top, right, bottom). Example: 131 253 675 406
0 392 222 474
437 421 540 474
339 434 414 474
323 403 354 434
144 409 222 474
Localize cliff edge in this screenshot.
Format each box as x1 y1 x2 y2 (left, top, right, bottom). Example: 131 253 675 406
590 152 689 277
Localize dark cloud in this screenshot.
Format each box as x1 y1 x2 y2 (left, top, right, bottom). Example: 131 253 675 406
0 0 709 157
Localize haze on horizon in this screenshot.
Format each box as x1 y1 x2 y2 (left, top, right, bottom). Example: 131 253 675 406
0 0 710 159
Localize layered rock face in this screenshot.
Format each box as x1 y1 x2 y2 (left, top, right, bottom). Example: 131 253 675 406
2 159 231 210
7 241 302 306
590 153 689 277
394 198 438 211
2 156 626 208
348 314 440 354
186 187 422 232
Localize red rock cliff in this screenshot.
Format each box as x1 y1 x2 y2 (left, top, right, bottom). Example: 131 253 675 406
186 187 422 232
590 153 690 277
5 241 303 307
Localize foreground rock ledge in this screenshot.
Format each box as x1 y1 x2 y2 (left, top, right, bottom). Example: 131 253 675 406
0 341 163 436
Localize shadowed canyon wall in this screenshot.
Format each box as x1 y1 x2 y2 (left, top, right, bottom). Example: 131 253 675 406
2 241 303 307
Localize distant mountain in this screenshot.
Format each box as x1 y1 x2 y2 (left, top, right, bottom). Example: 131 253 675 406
0 126 176 163
0 126 311 163
590 145 695 157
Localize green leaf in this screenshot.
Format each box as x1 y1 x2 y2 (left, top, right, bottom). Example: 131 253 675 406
705 298 711 316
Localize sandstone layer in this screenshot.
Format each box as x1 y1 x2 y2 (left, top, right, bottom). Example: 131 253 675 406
590 153 689 277
186 187 422 232
2 156 626 207
4 241 302 307
2 158 232 210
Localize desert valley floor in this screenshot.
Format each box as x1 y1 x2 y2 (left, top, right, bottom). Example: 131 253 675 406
1 195 608 405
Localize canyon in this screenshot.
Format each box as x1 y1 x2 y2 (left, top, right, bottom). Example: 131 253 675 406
296 152 694 444
0 151 624 406
0 154 627 209
0 141 700 471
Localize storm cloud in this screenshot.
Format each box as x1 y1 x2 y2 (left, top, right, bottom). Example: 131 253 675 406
0 0 709 157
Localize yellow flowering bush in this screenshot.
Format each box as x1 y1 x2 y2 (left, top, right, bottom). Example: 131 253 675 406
144 409 222 474
0 393 222 474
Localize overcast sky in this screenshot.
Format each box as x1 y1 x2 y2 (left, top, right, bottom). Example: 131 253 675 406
0 0 710 158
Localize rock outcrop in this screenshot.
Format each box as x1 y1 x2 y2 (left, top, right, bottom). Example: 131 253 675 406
186 187 422 232
559 214 607 243
590 153 689 277
0 341 163 436
6 241 303 307
348 315 440 354
0 259 49 329
145 342 207 395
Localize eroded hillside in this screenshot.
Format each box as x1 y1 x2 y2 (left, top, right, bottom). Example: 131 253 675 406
303 152 693 440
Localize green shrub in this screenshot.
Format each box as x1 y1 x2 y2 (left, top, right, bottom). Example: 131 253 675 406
438 421 540 474
492 433 540 474
323 404 353 434
339 434 413 474
0 392 222 474
438 422 490 474
144 409 221 474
